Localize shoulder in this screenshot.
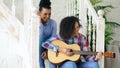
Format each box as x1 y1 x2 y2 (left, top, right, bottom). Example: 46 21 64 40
49 19 56 23
39 23 43 29
78 33 87 39
48 35 61 41
78 33 85 37
49 19 57 27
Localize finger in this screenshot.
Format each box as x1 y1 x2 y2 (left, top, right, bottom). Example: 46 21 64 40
95 55 99 60
41 53 45 58
95 55 101 60
66 52 73 56
42 55 46 59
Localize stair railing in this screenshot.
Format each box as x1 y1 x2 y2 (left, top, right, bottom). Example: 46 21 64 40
66 0 105 68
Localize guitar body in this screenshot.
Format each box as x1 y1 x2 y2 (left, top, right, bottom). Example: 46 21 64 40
48 40 115 65
48 40 80 65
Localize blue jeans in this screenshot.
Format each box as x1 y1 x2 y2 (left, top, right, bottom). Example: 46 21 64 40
39 46 46 68
49 61 77 68
49 61 99 68
77 61 99 68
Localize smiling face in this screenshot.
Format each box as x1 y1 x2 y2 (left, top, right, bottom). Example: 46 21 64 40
39 8 51 23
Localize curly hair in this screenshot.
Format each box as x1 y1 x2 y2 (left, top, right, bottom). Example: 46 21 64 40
59 16 82 39
39 0 51 11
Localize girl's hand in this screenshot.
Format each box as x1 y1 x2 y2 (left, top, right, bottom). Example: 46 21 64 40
58 47 74 56
95 52 103 60
41 51 47 59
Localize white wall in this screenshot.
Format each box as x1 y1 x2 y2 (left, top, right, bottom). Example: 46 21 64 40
97 1 120 68
51 0 69 34
97 0 120 42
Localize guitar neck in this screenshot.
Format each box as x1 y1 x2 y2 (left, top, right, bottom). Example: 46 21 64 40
73 50 115 58
73 50 97 55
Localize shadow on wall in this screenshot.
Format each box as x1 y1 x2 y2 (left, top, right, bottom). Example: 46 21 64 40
111 41 120 53
105 40 120 68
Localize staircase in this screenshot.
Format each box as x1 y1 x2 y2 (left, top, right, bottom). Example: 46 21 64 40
0 0 105 68
0 0 39 68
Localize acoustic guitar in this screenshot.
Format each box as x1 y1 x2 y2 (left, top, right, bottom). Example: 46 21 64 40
48 40 115 65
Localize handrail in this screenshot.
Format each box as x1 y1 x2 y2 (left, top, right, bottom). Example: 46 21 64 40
0 1 23 27
0 1 23 41
83 1 105 68
85 0 99 22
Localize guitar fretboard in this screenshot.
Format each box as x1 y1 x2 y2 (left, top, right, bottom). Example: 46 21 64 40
73 50 97 55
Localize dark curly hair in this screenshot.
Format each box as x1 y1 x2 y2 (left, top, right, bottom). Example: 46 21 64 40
59 16 82 39
39 0 51 11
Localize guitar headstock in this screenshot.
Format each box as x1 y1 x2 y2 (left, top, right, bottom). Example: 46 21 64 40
104 52 115 58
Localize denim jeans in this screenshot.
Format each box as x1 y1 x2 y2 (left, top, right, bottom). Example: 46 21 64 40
49 61 99 68
49 61 77 68
77 61 99 68
39 46 46 68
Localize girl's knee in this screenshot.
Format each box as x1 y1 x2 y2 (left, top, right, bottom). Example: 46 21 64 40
93 62 99 68
87 62 99 68
78 61 99 68
59 61 77 68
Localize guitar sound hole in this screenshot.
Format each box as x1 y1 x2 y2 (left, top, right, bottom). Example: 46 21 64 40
70 49 73 52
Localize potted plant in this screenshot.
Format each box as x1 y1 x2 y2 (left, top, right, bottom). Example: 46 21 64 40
91 1 120 51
